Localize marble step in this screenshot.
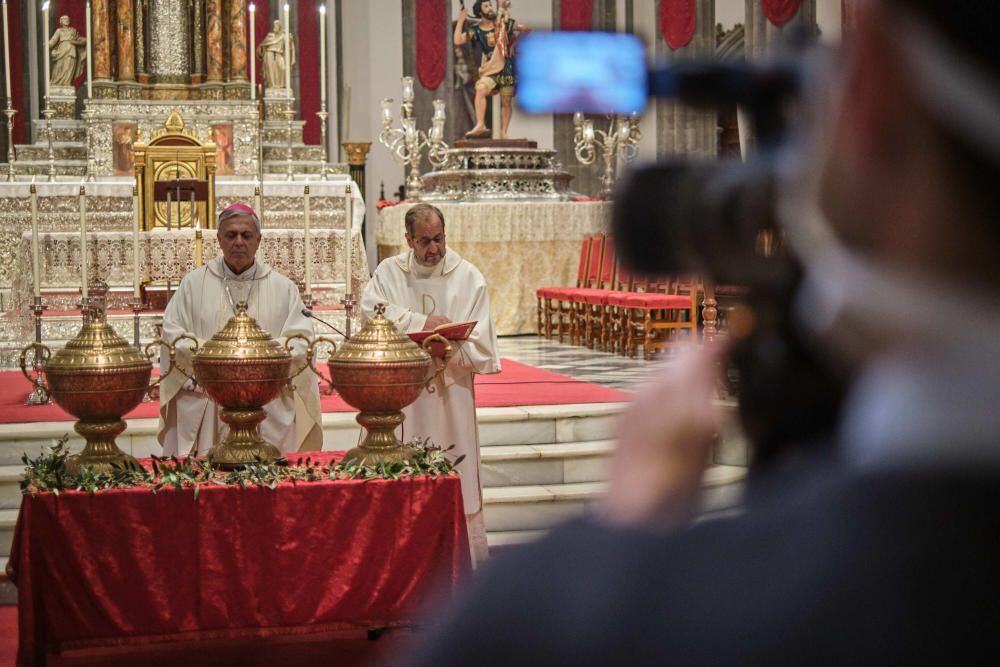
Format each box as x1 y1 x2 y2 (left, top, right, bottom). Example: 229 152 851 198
15 143 88 161
0 556 13 605
0 508 19 560
0 466 20 510
480 440 613 487
482 465 746 533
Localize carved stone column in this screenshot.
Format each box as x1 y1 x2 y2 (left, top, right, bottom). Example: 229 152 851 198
656 0 716 158
92 0 115 97
192 0 205 83
116 0 137 98
136 0 147 82
227 0 249 98
148 0 191 89
205 0 225 83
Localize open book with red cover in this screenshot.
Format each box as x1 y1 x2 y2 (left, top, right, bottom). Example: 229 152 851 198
407 320 477 345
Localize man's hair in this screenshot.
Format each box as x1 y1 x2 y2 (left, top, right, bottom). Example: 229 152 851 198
404 203 445 236
472 0 486 19
218 204 261 234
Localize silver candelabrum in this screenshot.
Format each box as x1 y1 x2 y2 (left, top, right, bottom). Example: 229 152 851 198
573 113 641 200
378 76 448 200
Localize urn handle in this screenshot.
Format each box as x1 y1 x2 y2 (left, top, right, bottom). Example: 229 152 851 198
146 333 200 391
422 333 453 394
19 342 52 397
285 334 337 388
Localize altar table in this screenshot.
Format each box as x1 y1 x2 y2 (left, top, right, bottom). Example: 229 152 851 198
8 452 471 666
377 200 611 335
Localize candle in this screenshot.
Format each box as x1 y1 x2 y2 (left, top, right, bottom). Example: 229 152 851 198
319 4 327 104
433 99 446 121
85 0 92 97
344 184 352 298
303 183 311 295
42 1 50 101
380 98 392 126
132 186 140 298
573 112 583 128
79 184 87 300
2 1 11 100
249 3 255 100
283 3 291 91
30 180 40 298
401 76 414 103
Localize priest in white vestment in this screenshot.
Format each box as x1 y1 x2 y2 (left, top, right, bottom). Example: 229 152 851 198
158 203 323 456
361 203 501 563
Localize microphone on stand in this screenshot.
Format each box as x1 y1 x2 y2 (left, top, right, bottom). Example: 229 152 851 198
302 308 348 339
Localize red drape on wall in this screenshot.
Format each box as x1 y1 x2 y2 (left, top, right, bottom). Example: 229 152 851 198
761 0 802 26
660 0 696 49
298 1 321 144
560 0 593 31
415 0 445 91
4 0 24 143
249 0 270 98
56 0 87 89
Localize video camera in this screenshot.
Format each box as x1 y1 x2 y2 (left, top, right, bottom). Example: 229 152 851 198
516 32 849 466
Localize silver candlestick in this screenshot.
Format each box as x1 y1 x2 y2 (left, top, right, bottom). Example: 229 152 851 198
4 102 16 182
573 113 641 200
42 102 56 182
284 109 295 181
378 77 448 200
24 297 50 405
316 105 330 180
341 292 355 340
130 296 143 350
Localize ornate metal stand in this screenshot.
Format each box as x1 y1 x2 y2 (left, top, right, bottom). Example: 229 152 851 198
4 103 16 182
284 109 295 181
573 114 641 200
341 293 355 339
25 297 50 405
316 106 329 180
130 297 143 349
42 102 56 182
82 107 96 181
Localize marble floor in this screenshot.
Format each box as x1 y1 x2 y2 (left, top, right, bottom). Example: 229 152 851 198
497 335 668 391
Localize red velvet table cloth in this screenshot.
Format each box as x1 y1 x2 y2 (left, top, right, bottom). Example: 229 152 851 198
9 452 471 667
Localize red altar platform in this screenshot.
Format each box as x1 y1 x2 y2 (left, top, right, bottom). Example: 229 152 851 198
8 452 470 667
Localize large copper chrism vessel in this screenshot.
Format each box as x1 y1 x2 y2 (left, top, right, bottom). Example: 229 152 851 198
321 304 450 467
184 301 327 468
19 280 170 475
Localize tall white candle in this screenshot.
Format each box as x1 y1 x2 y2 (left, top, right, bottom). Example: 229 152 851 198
132 186 140 298
85 0 92 97
79 184 87 300
30 181 40 298
2 1 12 100
249 3 256 100
283 3 291 92
319 4 327 103
344 184 352 297
42 2 50 101
303 183 312 295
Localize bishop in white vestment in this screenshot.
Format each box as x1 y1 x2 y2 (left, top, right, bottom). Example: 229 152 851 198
158 203 323 456
361 203 501 563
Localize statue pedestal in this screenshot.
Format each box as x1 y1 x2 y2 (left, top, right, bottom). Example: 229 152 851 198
47 88 77 120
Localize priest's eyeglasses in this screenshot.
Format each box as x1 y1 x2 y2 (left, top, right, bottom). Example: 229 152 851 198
412 234 445 248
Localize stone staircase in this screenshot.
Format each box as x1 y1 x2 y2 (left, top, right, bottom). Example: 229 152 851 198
0 399 749 604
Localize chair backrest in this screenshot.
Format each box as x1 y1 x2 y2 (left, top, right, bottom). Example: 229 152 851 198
598 237 616 289
584 234 606 288
575 236 594 287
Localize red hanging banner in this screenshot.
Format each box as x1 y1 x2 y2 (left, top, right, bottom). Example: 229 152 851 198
761 0 802 27
298 0 321 144
660 0 696 50
560 0 593 31
416 0 445 90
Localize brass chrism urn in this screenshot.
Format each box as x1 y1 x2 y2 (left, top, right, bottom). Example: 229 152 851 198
19 279 170 475
184 301 329 469
320 304 451 467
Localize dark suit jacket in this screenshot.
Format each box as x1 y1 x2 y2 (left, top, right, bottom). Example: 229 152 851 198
408 464 1000 665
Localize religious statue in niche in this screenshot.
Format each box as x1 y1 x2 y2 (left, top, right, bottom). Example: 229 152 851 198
48 15 87 88
212 124 234 176
112 122 137 176
256 20 296 90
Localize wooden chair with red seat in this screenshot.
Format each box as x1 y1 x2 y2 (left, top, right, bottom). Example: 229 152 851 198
565 234 608 346
610 275 698 359
577 237 619 350
535 235 594 342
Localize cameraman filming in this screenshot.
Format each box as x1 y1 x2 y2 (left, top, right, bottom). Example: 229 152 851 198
410 0 1000 663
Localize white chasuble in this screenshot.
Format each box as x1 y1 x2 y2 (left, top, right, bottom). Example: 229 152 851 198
158 257 323 456
361 249 502 520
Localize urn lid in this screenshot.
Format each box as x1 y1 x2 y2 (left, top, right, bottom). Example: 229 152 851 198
195 301 291 362
45 278 152 372
331 304 430 364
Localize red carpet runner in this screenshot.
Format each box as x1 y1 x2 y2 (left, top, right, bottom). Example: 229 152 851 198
0 359 629 425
